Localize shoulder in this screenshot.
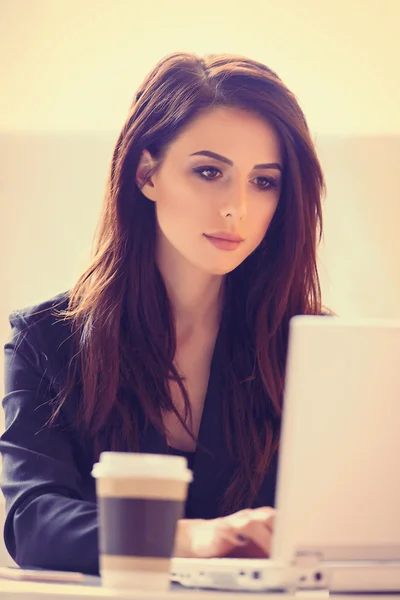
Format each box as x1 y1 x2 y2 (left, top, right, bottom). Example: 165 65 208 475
6 291 74 364
9 291 70 331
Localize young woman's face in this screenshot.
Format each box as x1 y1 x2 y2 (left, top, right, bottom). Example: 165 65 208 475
138 106 283 275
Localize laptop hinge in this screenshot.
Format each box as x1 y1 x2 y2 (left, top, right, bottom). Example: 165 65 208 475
290 551 330 593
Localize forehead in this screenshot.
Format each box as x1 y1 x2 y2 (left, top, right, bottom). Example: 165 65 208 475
165 106 282 165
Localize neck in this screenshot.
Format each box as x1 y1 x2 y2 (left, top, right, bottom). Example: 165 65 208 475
156 235 224 341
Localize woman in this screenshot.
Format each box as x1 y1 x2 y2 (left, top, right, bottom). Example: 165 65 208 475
0 51 325 575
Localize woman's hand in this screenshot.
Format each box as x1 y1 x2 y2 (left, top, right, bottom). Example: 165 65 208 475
174 507 275 559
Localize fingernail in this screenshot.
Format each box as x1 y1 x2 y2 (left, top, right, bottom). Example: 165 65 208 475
236 534 248 543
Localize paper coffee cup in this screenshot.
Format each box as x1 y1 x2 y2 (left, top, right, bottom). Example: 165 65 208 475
92 452 192 591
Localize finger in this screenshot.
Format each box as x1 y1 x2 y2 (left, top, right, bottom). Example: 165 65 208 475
214 521 250 548
191 519 248 558
265 514 274 534
227 540 269 559
233 519 273 556
199 508 276 558
227 506 274 527
248 506 275 521
246 507 275 533
226 509 275 538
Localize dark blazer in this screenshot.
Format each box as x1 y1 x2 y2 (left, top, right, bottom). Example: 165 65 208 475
0 292 278 575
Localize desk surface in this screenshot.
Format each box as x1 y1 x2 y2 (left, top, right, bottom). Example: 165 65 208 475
2 580 400 600
0 578 281 599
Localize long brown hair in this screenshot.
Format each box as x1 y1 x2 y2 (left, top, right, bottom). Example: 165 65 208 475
50 51 325 514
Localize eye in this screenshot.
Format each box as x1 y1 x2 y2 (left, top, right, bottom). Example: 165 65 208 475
193 166 222 180
193 167 279 192
253 176 279 191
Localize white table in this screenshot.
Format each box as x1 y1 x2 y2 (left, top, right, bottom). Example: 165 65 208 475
2 579 400 600
0 578 291 599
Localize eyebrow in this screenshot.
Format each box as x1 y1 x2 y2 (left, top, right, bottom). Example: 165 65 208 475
189 150 282 172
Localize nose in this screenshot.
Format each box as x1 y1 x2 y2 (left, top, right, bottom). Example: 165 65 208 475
219 184 247 221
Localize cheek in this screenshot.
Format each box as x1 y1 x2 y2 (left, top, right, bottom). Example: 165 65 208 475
246 198 278 246
154 197 197 250
155 181 211 228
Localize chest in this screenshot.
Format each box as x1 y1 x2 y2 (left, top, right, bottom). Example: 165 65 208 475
162 339 215 452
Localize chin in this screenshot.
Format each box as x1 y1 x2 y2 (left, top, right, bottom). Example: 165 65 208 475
199 260 243 276
187 248 250 276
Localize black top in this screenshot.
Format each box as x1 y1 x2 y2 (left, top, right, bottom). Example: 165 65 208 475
168 446 196 472
0 292 278 575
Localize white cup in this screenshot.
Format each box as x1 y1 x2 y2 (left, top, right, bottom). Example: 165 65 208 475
92 452 193 591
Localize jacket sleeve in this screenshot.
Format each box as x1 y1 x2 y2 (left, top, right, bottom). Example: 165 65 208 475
0 315 100 574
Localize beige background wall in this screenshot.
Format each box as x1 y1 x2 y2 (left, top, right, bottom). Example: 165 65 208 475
0 0 399 566
1 0 400 135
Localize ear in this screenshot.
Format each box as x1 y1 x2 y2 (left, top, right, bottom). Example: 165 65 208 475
136 149 157 202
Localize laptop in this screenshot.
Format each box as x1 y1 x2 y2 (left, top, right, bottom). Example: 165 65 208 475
171 315 400 592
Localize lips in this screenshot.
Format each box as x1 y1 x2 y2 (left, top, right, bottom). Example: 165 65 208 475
203 232 244 252
204 231 244 243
